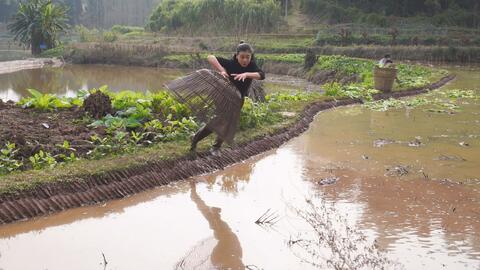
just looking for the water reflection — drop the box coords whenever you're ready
[291,67,480,269]
[0,67,478,270]
[175,181,244,269]
[0,64,187,102]
[203,161,255,194]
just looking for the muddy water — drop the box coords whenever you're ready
[0,67,479,270]
[264,73,324,93]
[0,64,187,102]
[0,64,316,102]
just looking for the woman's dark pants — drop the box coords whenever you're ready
[190,125,224,151]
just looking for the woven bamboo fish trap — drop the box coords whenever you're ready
[373,66,398,92]
[166,69,264,144]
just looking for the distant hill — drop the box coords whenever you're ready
[298,0,480,28]
[1,0,478,33]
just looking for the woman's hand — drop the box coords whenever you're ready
[231,73,248,82]
[220,71,229,79]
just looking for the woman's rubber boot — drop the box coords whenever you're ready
[189,137,198,158]
[209,137,223,156]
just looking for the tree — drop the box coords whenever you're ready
[0,0,20,23]
[8,0,69,55]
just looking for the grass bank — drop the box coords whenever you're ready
[35,25,480,64]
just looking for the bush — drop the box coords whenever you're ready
[75,25,99,42]
[304,49,317,70]
[147,0,282,33]
[361,13,388,27]
[102,31,118,43]
[111,25,145,34]
[39,45,65,57]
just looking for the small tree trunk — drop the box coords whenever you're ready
[31,41,41,55]
[31,31,42,55]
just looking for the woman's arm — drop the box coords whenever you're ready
[231,72,262,81]
[207,55,229,79]
[231,60,265,82]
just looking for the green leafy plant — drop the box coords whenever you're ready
[87,132,132,159]
[89,114,141,132]
[55,140,79,163]
[323,82,343,97]
[159,116,199,141]
[116,105,152,124]
[19,89,72,111]
[144,119,164,132]
[67,89,89,107]
[240,98,281,130]
[324,82,378,101]
[439,89,477,99]
[266,92,316,102]
[29,150,57,170]
[111,90,149,111]
[316,55,375,77]
[130,131,146,145]
[0,142,23,175]
[151,91,190,120]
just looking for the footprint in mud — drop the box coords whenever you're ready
[373,138,396,148]
[439,178,461,185]
[317,177,339,186]
[435,155,467,162]
[459,141,470,147]
[385,165,410,177]
[408,138,423,147]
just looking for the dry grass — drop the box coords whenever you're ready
[287,197,403,270]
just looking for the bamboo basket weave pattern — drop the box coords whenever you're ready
[165,69,244,144]
[374,66,398,92]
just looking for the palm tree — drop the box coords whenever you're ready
[8,0,69,55]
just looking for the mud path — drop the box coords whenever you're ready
[0,58,62,76]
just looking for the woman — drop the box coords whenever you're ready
[167,41,265,155]
[378,54,391,67]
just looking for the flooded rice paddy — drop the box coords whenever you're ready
[0,66,478,270]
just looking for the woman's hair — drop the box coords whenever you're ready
[236,40,253,54]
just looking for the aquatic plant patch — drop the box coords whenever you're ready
[364,88,476,112]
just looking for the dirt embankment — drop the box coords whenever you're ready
[0,58,63,75]
[61,44,368,85]
[0,102,99,161]
[261,61,361,85]
[0,74,455,225]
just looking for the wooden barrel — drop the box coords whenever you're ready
[373,66,397,92]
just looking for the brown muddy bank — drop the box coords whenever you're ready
[0,102,96,160]
[0,74,455,225]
